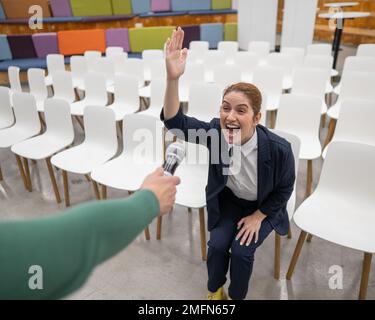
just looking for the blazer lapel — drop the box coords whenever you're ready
[256,126,272,203]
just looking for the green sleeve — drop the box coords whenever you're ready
[0,189,159,300]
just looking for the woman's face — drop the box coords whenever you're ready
[220,91,261,145]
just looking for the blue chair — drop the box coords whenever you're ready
[0,2,5,20]
[131,0,151,14]
[0,35,12,61]
[200,23,224,49]
[171,0,210,11]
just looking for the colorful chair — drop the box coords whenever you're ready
[32,33,59,58]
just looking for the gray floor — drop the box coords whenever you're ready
[0,43,374,300]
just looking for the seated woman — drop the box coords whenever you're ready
[161,27,296,300]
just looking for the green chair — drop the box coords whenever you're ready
[129,26,175,53]
[224,23,237,41]
[212,0,232,10]
[111,0,132,15]
[70,0,113,16]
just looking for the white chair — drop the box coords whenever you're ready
[114,58,145,89]
[212,64,242,88]
[233,51,261,83]
[291,67,330,116]
[174,141,210,260]
[107,74,140,121]
[51,106,117,206]
[281,47,305,68]
[189,41,209,54]
[333,56,375,95]
[286,141,375,300]
[28,68,48,112]
[248,41,270,65]
[217,41,239,64]
[51,71,76,104]
[107,52,128,72]
[179,63,205,103]
[322,99,375,159]
[8,66,23,103]
[252,66,284,127]
[84,50,102,72]
[187,82,223,122]
[139,78,166,118]
[0,93,41,191]
[91,114,164,239]
[70,55,87,89]
[11,98,74,202]
[306,43,331,56]
[45,54,65,86]
[275,94,322,196]
[203,50,226,82]
[0,87,14,129]
[186,49,202,64]
[106,46,124,57]
[356,44,375,58]
[139,59,166,98]
[70,73,108,116]
[270,130,300,279]
[89,57,116,90]
[265,52,295,90]
[303,55,334,94]
[142,49,164,82]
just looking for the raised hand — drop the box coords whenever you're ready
[165,26,188,80]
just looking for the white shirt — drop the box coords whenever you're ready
[226,129,258,201]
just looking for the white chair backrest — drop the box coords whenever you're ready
[233,51,261,74]
[275,94,322,138]
[203,50,226,72]
[265,52,295,77]
[12,92,40,134]
[248,41,270,56]
[28,68,48,99]
[253,66,284,97]
[52,71,75,103]
[179,140,210,166]
[189,41,209,54]
[259,92,268,126]
[188,82,223,120]
[186,49,202,64]
[180,62,205,86]
[149,78,166,110]
[306,43,331,56]
[142,49,164,61]
[113,74,139,107]
[91,57,115,83]
[303,54,333,71]
[70,55,87,80]
[341,56,375,79]
[218,41,239,62]
[281,47,305,67]
[83,106,117,156]
[212,64,242,88]
[8,66,22,93]
[84,72,108,105]
[43,98,74,143]
[318,141,375,200]
[106,46,124,56]
[332,99,375,147]
[271,129,300,219]
[356,44,375,58]
[292,67,329,99]
[84,50,102,58]
[46,54,65,76]
[339,71,375,102]
[118,58,144,85]
[148,59,166,79]
[0,87,14,129]
[84,51,102,71]
[122,113,164,162]
[107,52,128,71]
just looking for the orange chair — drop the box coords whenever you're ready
[1,0,51,19]
[57,29,106,56]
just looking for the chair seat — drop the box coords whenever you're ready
[139,85,150,98]
[265,94,280,111]
[51,145,114,174]
[107,103,139,121]
[0,127,39,148]
[45,75,53,86]
[0,119,14,130]
[36,98,46,112]
[327,101,341,120]
[282,77,293,91]
[70,99,106,116]
[293,192,375,253]
[11,135,71,160]
[91,155,162,191]
[296,134,321,160]
[139,107,162,118]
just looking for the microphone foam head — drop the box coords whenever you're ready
[166,142,185,165]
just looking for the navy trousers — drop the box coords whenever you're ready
[207,187,274,300]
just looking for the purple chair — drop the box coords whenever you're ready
[106,28,130,52]
[7,35,37,59]
[151,0,170,12]
[181,25,200,49]
[32,33,59,58]
[50,0,72,17]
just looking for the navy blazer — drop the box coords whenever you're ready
[161,108,296,235]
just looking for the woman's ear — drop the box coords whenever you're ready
[254,112,261,126]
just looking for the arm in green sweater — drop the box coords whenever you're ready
[0,189,160,300]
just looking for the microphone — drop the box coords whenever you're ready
[163,142,185,176]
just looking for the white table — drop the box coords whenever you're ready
[318,11,370,68]
[324,2,359,8]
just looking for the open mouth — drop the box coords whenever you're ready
[224,124,241,143]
